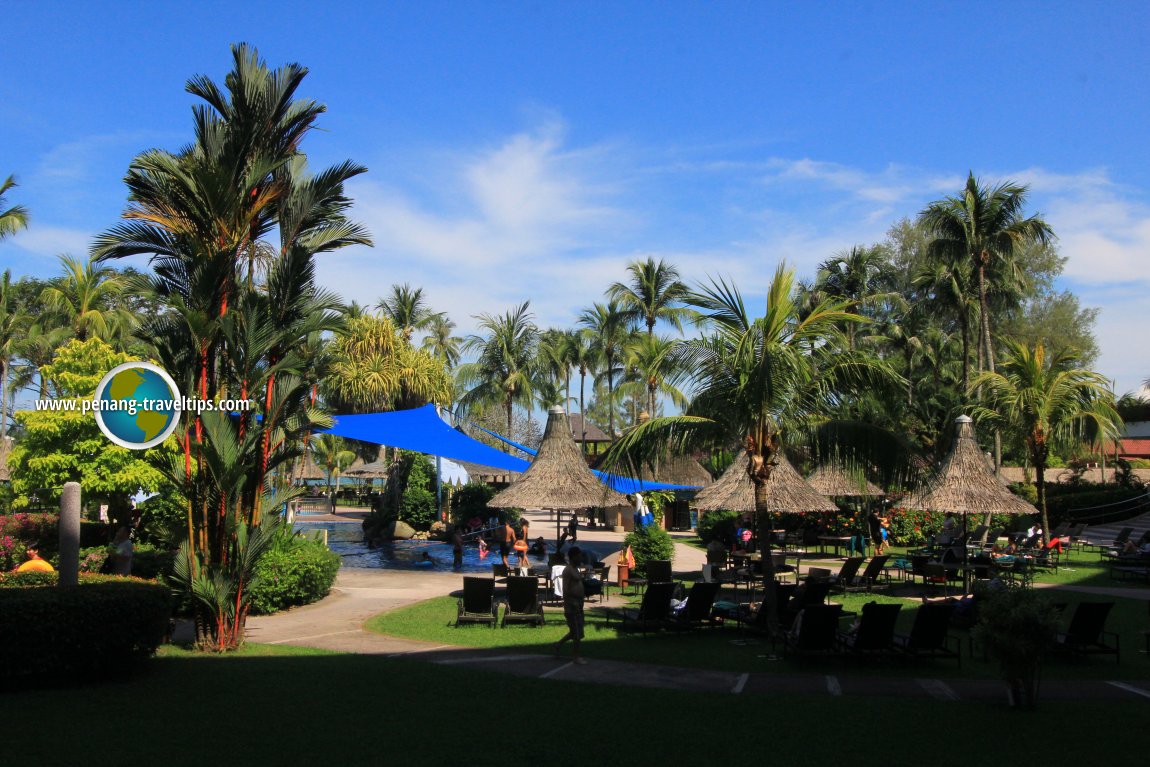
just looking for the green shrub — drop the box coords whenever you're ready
[247,537,340,615]
[450,483,496,525]
[0,574,172,683]
[400,486,438,531]
[0,512,110,556]
[135,491,187,547]
[623,525,674,576]
[696,510,739,545]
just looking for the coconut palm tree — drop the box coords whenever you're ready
[971,340,1121,541]
[919,172,1053,377]
[536,328,573,415]
[567,329,600,448]
[620,333,687,420]
[0,271,20,436]
[0,176,29,241]
[457,302,539,446]
[815,245,899,351]
[377,284,439,343]
[39,254,134,346]
[578,298,631,439]
[309,434,357,497]
[421,314,462,370]
[607,257,691,338]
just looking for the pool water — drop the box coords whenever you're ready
[295,522,604,573]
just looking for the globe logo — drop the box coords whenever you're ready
[93,362,182,450]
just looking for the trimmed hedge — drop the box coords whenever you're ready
[623,524,675,577]
[248,539,341,615]
[0,573,171,683]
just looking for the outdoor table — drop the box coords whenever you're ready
[817,535,852,557]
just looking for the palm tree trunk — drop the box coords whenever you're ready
[1035,457,1050,547]
[0,358,8,437]
[752,467,780,637]
[959,308,971,392]
[505,397,513,452]
[606,355,616,440]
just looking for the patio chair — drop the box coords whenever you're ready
[590,563,611,603]
[666,581,721,632]
[1096,527,1133,558]
[982,528,1004,551]
[491,563,510,582]
[736,582,798,635]
[784,604,844,664]
[501,576,545,628]
[893,600,961,666]
[839,601,902,657]
[845,555,889,592]
[784,579,831,628]
[1051,601,1120,663]
[456,576,498,628]
[645,559,674,584]
[922,563,954,597]
[826,557,865,593]
[609,581,676,634]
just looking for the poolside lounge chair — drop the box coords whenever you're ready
[783,579,831,627]
[1051,601,1120,663]
[501,576,544,628]
[666,581,721,632]
[826,557,865,593]
[839,601,901,657]
[893,601,960,666]
[784,604,843,664]
[735,582,797,635]
[456,577,498,628]
[609,581,676,634]
[844,555,889,592]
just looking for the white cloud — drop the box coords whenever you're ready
[8,225,93,260]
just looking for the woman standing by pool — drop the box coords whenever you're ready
[515,519,531,571]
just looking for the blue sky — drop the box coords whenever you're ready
[4,1,1149,396]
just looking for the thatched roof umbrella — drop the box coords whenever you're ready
[807,463,883,498]
[635,454,714,488]
[489,408,630,540]
[900,415,1035,517]
[344,460,391,479]
[693,452,838,514]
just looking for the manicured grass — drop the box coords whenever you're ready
[366,589,1150,681]
[6,643,1147,765]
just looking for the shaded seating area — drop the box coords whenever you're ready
[893,600,961,666]
[1051,601,1120,663]
[666,581,721,632]
[784,603,843,663]
[843,555,890,592]
[501,576,545,628]
[838,601,901,657]
[608,581,676,634]
[456,576,498,627]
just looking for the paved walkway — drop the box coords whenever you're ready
[235,521,1150,705]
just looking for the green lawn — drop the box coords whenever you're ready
[366,588,1150,681]
[7,643,1147,766]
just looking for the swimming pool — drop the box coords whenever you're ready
[294,522,606,573]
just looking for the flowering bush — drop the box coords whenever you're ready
[1,534,28,571]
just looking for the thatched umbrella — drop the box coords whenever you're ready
[693,452,838,514]
[344,460,391,479]
[900,415,1035,516]
[900,415,1035,591]
[806,463,883,498]
[489,408,630,539]
[635,454,714,488]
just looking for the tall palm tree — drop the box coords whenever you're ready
[604,266,887,627]
[39,254,134,346]
[536,328,573,415]
[913,254,977,391]
[607,257,690,338]
[919,172,1053,377]
[457,302,539,446]
[0,271,19,436]
[309,434,357,497]
[815,245,898,351]
[377,284,439,343]
[971,340,1121,540]
[0,175,29,241]
[578,299,631,439]
[620,333,687,419]
[567,329,599,448]
[421,314,462,370]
